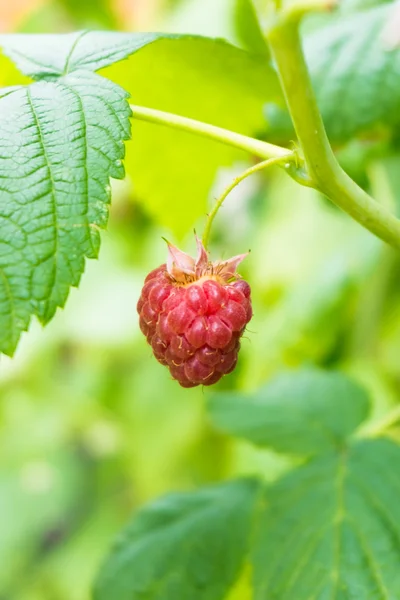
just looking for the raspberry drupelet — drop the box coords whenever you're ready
[137,236,252,388]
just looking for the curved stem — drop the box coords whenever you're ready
[130,104,291,160]
[265,11,400,250]
[202,155,291,248]
[362,405,400,438]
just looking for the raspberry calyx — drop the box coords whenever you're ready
[137,236,252,388]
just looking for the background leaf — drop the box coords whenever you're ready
[0,71,130,354]
[93,478,260,600]
[0,52,31,87]
[253,439,400,599]
[102,37,280,235]
[267,3,400,143]
[307,3,400,141]
[209,369,371,455]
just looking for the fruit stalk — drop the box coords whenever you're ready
[202,155,292,249]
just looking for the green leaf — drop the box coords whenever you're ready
[0,31,164,79]
[0,52,31,87]
[253,438,400,599]
[102,37,280,235]
[208,369,370,455]
[307,4,400,141]
[268,4,400,143]
[93,478,260,600]
[0,71,130,354]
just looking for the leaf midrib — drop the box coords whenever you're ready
[63,31,89,76]
[26,86,59,307]
[62,80,93,254]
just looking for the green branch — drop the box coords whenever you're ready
[130,104,291,160]
[265,7,400,250]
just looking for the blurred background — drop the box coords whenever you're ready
[1,0,400,598]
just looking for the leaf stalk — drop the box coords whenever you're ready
[130,104,291,161]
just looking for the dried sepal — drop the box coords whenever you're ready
[213,253,249,282]
[194,234,209,277]
[165,235,248,284]
[165,239,196,282]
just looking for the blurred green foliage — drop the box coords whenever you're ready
[2,0,400,599]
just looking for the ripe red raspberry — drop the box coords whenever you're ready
[137,236,252,388]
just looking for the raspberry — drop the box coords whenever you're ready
[137,236,252,388]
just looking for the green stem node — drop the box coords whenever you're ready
[266,14,400,250]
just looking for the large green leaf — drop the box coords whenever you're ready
[102,37,280,235]
[0,71,130,354]
[0,53,31,87]
[253,439,400,599]
[268,3,400,143]
[93,478,260,600]
[209,369,370,455]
